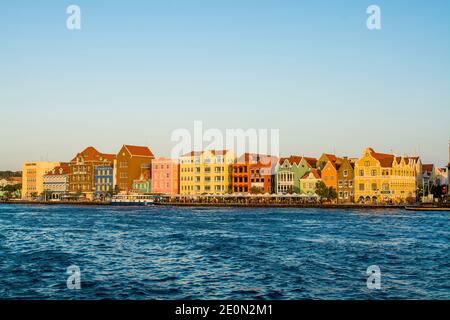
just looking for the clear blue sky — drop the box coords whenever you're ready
[1,0,449,170]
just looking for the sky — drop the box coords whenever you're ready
[0,0,449,170]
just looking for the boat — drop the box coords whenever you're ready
[111,193,155,206]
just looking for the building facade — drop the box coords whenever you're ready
[69,146,115,200]
[151,157,179,195]
[275,156,317,194]
[94,165,114,199]
[232,153,277,193]
[179,150,236,195]
[42,164,69,200]
[321,160,339,190]
[22,161,61,199]
[300,169,322,194]
[116,145,154,192]
[133,172,152,194]
[336,157,355,203]
[354,147,417,204]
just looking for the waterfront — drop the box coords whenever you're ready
[0,204,449,299]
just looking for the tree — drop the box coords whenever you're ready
[315,181,337,203]
[315,181,329,200]
[328,187,337,201]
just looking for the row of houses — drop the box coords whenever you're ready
[21,146,450,204]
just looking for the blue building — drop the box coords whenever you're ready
[94,165,114,200]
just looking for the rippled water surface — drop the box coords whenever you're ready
[0,204,449,299]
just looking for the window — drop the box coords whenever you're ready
[343,170,348,177]
[120,161,128,168]
[359,183,365,191]
[359,170,364,176]
[371,169,377,176]
[371,183,377,191]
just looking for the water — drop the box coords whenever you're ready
[0,204,448,299]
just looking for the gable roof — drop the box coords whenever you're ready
[278,156,302,166]
[210,150,230,156]
[71,147,116,164]
[124,145,154,158]
[367,148,395,168]
[321,153,337,163]
[303,157,318,168]
[301,169,321,180]
[72,146,102,162]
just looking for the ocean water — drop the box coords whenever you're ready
[0,204,448,300]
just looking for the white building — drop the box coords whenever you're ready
[43,164,69,200]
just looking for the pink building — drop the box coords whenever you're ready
[151,157,179,194]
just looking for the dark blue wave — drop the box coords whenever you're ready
[0,204,448,299]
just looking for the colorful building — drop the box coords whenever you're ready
[116,145,154,192]
[336,157,355,203]
[43,163,70,200]
[179,150,236,195]
[232,153,277,193]
[321,160,339,190]
[69,146,115,200]
[317,153,338,170]
[354,147,417,204]
[300,169,322,194]
[22,161,61,199]
[133,171,152,194]
[151,157,179,195]
[275,156,317,194]
[94,165,115,199]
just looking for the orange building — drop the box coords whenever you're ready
[321,160,339,190]
[232,153,277,193]
[116,145,155,192]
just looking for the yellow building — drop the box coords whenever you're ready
[22,161,61,199]
[179,150,236,195]
[354,148,417,204]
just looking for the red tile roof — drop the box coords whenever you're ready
[278,156,302,166]
[303,157,318,168]
[368,148,395,168]
[71,147,115,164]
[422,164,434,173]
[322,153,338,163]
[124,145,154,158]
[210,150,230,156]
[301,169,321,180]
[45,163,70,176]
